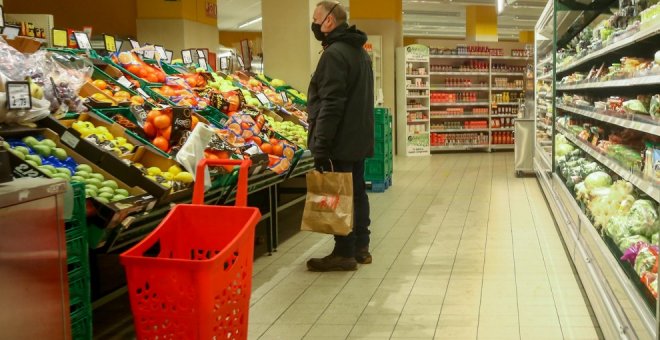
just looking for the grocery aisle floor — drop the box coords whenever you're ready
[247,152,602,340]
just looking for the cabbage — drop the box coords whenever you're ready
[634,247,658,275]
[628,200,659,238]
[584,171,612,190]
[575,182,589,203]
[606,215,633,242]
[653,233,659,245]
[556,143,575,158]
[618,235,650,252]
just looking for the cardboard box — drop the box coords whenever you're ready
[3,36,42,53]
[1,128,157,230]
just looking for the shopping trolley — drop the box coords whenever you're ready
[120,158,261,340]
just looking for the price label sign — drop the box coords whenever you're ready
[52,28,68,47]
[280,92,288,104]
[6,82,32,110]
[197,49,206,59]
[182,50,193,64]
[256,93,270,106]
[103,34,116,52]
[220,57,228,70]
[2,25,19,39]
[198,58,208,71]
[136,88,151,100]
[155,45,166,61]
[165,50,173,64]
[73,31,91,49]
[115,40,123,52]
[117,76,133,89]
[143,47,155,59]
[237,56,245,69]
[129,39,140,50]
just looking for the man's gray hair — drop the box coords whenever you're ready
[316,1,347,24]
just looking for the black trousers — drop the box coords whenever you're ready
[331,159,371,257]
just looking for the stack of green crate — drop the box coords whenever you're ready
[365,108,394,192]
[66,182,92,340]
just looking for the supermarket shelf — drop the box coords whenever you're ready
[538,73,553,81]
[556,24,660,74]
[492,114,519,118]
[538,56,552,65]
[491,56,531,60]
[406,86,430,90]
[535,140,552,170]
[407,107,430,111]
[492,87,524,91]
[558,126,659,201]
[430,114,490,119]
[407,95,429,99]
[556,104,660,136]
[407,119,429,123]
[491,72,525,76]
[431,102,490,107]
[431,87,490,91]
[491,127,515,131]
[493,102,519,106]
[429,55,490,59]
[407,74,429,78]
[491,144,515,149]
[429,71,489,76]
[431,144,490,150]
[557,74,660,90]
[431,128,489,133]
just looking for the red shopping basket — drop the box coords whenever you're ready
[120,158,261,340]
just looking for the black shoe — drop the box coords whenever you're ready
[355,246,372,264]
[307,254,357,272]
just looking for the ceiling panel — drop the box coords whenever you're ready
[218,0,548,39]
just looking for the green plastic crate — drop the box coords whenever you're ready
[66,228,88,266]
[142,85,228,126]
[65,182,87,225]
[373,137,393,158]
[70,298,92,340]
[364,155,393,182]
[374,121,393,142]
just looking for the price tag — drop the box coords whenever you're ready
[2,25,19,39]
[197,49,206,59]
[129,39,140,50]
[136,88,151,100]
[52,28,68,47]
[182,50,193,64]
[220,57,228,70]
[237,56,245,69]
[103,34,116,52]
[280,92,288,104]
[256,93,270,106]
[61,131,80,149]
[144,48,155,59]
[6,82,32,110]
[154,45,166,60]
[165,50,173,64]
[198,58,208,71]
[73,31,91,49]
[117,76,133,89]
[115,40,123,52]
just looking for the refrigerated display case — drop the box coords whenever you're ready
[534,1,660,338]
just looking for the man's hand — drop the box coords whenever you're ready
[314,158,332,173]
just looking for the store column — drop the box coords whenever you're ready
[466,5,498,42]
[136,0,219,56]
[349,0,403,118]
[261,0,320,92]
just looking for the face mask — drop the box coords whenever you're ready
[311,3,338,41]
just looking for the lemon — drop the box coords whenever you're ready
[168,165,182,176]
[174,172,194,184]
[162,172,174,181]
[147,167,162,176]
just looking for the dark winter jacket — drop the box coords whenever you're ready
[307,23,374,161]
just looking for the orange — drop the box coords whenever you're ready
[143,122,156,138]
[152,136,169,152]
[272,144,284,157]
[92,79,108,90]
[154,115,171,130]
[126,64,140,76]
[146,74,159,83]
[146,110,160,123]
[191,116,199,130]
[270,138,279,145]
[261,143,272,154]
[160,126,172,140]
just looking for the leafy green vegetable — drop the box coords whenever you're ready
[584,171,612,190]
[618,235,650,252]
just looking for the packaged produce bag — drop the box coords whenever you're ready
[301,170,353,236]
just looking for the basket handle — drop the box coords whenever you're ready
[192,158,252,206]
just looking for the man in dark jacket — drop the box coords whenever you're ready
[306,1,375,272]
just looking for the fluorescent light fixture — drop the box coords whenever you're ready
[498,0,505,13]
[238,17,262,29]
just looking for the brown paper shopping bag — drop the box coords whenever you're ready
[301,170,354,236]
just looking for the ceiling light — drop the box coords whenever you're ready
[238,17,262,29]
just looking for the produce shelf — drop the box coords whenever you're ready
[556,104,660,136]
[430,128,489,133]
[558,126,659,201]
[556,74,660,90]
[430,102,490,107]
[556,24,660,74]
[431,144,490,151]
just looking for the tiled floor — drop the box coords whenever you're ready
[247,152,602,340]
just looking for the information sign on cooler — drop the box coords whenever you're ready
[256,93,270,106]
[73,31,92,49]
[6,82,32,110]
[182,50,193,64]
[52,28,68,47]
